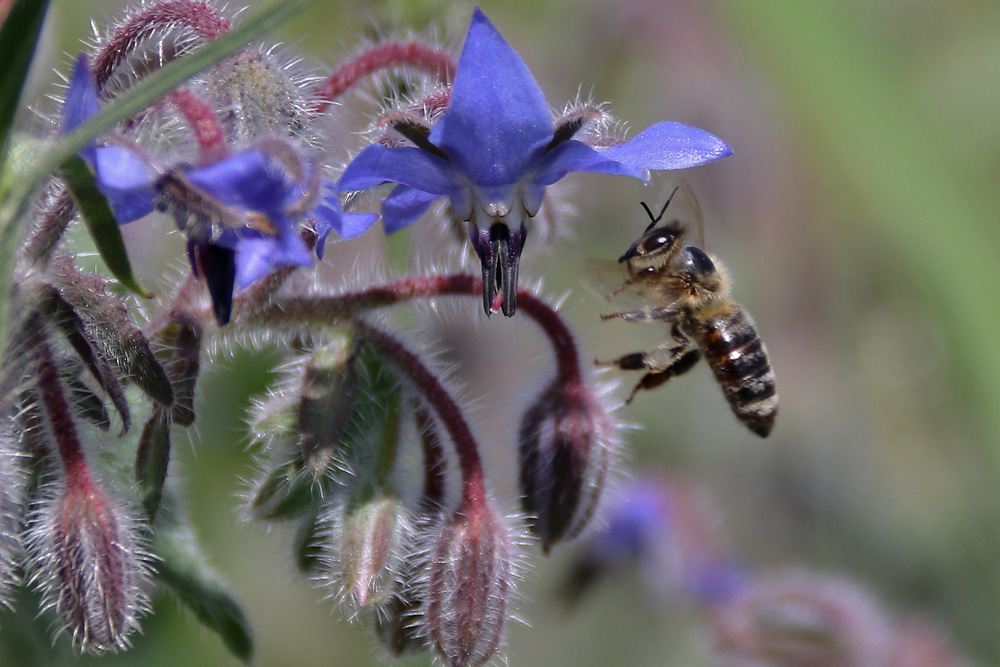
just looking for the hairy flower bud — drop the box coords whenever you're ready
[0,424,28,610]
[298,340,358,475]
[518,376,616,551]
[710,571,893,667]
[26,479,152,653]
[159,315,202,427]
[425,501,514,667]
[321,495,410,612]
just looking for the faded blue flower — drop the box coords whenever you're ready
[337,8,733,316]
[562,477,744,606]
[62,55,372,324]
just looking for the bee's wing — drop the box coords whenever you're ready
[674,181,705,250]
[637,178,705,248]
[581,258,629,303]
[582,259,686,312]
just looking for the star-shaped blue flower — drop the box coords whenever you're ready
[337,8,733,316]
[62,55,373,325]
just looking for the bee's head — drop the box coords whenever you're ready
[619,222,685,278]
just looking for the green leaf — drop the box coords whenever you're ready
[59,154,151,297]
[153,523,254,663]
[0,0,50,159]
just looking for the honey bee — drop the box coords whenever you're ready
[154,169,279,242]
[598,188,778,437]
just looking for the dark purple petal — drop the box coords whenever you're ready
[193,241,236,326]
[595,121,733,170]
[62,55,99,134]
[429,8,553,186]
[532,140,645,186]
[337,144,457,195]
[381,186,439,234]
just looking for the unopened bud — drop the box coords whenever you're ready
[710,571,892,667]
[26,478,152,653]
[159,316,201,427]
[518,377,616,551]
[298,339,358,475]
[0,424,28,609]
[426,501,514,667]
[49,255,174,410]
[322,495,410,611]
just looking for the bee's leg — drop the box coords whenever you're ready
[600,305,678,324]
[596,336,701,403]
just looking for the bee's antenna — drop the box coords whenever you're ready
[641,187,680,232]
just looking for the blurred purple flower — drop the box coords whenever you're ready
[337,8,732,316]
[62,54,374,324]
[563,476,743,605]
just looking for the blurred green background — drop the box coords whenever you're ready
[9,0,1000,664]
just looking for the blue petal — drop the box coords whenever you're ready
[187,149,291,213]
[532,140,646,185]
[233,227,313,290]
[337,144,456,195]
[429,8,553,186]
[93,146,156,223]
[62,55,99,134]
[312,194,379,258]
[381,186,439,234]
[595,121,733,170]
[336,211,379,239]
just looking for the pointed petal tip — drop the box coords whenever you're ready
[63,53,100,134]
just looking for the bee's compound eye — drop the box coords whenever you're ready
[641,234,672,254]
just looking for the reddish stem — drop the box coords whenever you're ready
[32,318,91,489]
[265,273,582,383]
[355,321,486,507]
[24,188,75,266]
[414,401,447,511]
[93,0,230,93]
[312,41,456,114]
[169,88,227,163]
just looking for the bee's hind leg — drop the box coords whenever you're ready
[596,335,701,404]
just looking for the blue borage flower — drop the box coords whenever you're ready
[337,7,733,316]
[62,55,375,325]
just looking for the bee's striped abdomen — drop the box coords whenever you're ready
[694,307,778,437]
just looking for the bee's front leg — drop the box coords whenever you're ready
[596,336,701,404]
[599,304,678,324]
